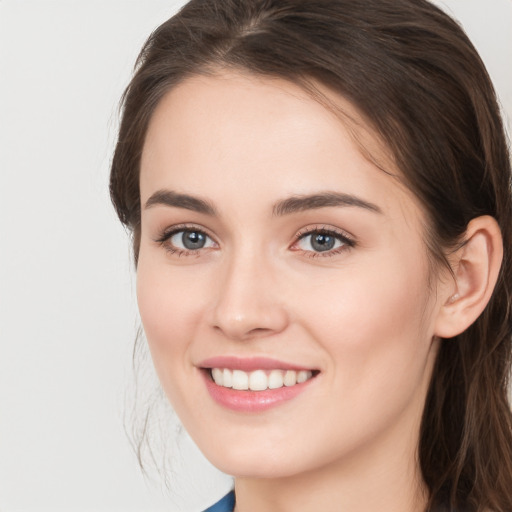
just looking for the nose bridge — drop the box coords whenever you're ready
[210,244,288,340]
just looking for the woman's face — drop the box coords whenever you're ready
[137,72,445,479]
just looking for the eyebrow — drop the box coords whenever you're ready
[144,189,382,217]
[144,190,217,215]
[272,192,382,216]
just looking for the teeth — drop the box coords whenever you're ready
[232,369,249,390]
[210,368,313,391]
[249,370,268,391]
[268,369,284,389]
[223,368,233,388]
[212,368,223,386]
[284,370,297,387]
[297,370,309,383]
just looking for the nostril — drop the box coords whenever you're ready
[212,319,287,341]
[247,327,275,336]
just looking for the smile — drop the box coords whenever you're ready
[210,368,315,391]
[199,357,319,412]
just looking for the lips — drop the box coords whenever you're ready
[198,356,319,412]
[200,355,315,371]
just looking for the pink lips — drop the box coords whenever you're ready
[199,356,313,372]
[199,356,317,412]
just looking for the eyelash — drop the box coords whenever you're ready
[154,224,217,257]
[292,225,356,258]
[154,224,356,258]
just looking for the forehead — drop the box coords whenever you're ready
[140,72,418,222]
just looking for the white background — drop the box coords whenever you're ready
[0,1,511,511]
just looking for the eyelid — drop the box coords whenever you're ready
[291,225,356,257]
[154,223,219,256]
[294,224,355,242]
[154,223,217,244]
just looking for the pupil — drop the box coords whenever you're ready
[182,231,206,250]
[311,233,335,252]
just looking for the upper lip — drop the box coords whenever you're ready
[198,356,317,372]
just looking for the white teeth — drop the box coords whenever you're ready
[249,370,268,391]
[268,369,284,389]
[212,368,224,386]
[232,369,249,390]
[284,370,297,387]
[210,368,314,391]
[297,370,309,383]
[223,368,233,388]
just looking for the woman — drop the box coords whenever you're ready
[110,0,512,510]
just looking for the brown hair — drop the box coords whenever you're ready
[110,1,512,510]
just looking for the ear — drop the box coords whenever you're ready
[434,215,503,339]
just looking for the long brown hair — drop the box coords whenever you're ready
[110,1,512,510]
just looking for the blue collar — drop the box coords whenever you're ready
[203,491,235,512]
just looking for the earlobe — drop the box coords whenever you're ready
[434,215,503,339]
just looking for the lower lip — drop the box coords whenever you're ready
[202,370,316,412]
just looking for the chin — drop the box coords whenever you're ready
[192,433,302,479]
[210,455,301,480]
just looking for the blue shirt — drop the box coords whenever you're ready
[203,491,235,512]
[201,491,463,511]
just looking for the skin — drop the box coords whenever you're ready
[136,72,478,512]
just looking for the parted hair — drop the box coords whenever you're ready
[110,1,512,510]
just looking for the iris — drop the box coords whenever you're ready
[181,231,207,250]
[310,233,336,252]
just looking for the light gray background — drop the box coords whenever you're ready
[0,1,511,511]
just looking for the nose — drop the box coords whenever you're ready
[209,251,289,341]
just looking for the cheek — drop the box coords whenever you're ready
[136,255,206,372]
[296,250,434,393]
[135,257,215,426]
[284,253,437,457]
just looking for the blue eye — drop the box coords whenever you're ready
[156,228,215,255]
[295,229,354,255]
[169,229,215,251]
[302,232,338,252]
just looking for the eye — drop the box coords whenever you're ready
[170,230,215,250]
[293,227,355,257]
[155,226,217,255]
